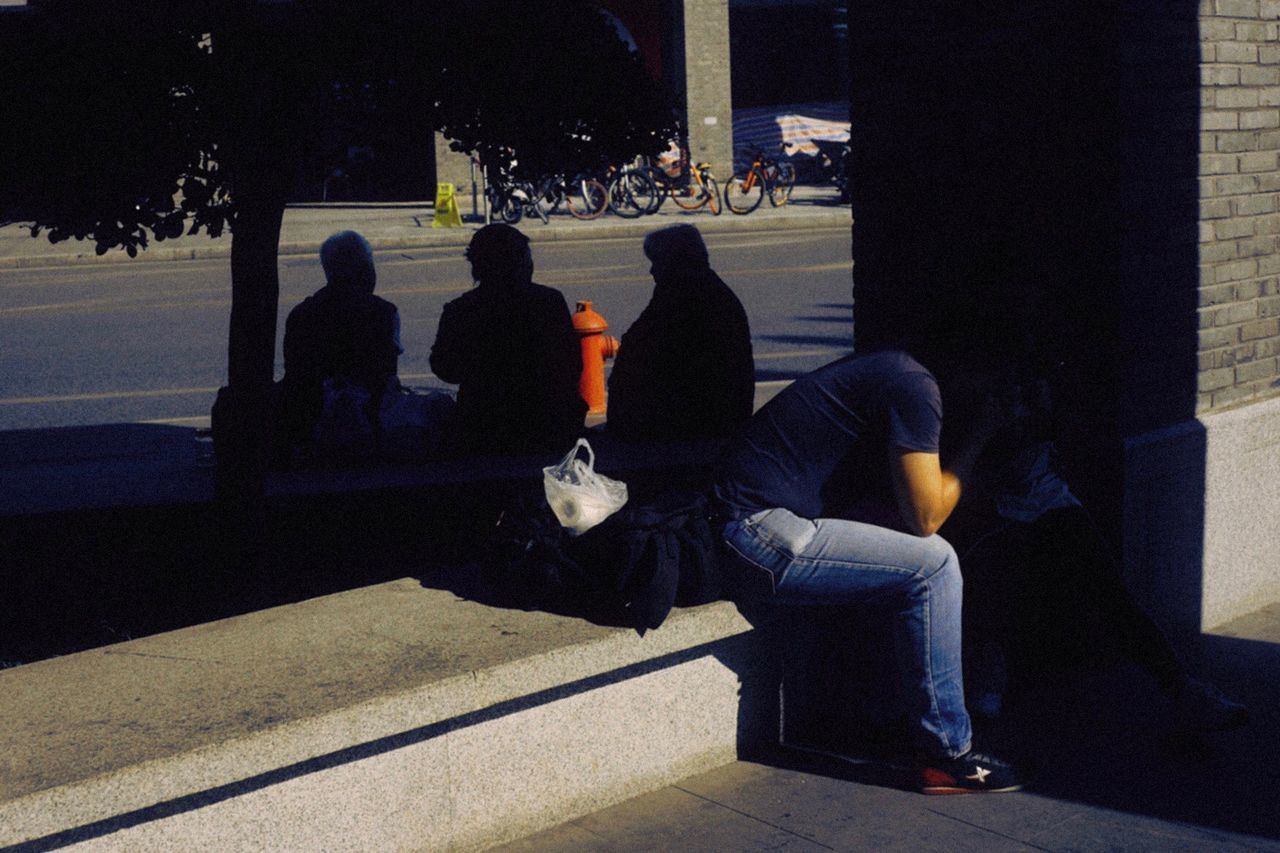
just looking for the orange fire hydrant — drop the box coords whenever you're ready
[573,300,620,415]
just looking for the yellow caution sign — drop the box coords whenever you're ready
[432,182,463,228]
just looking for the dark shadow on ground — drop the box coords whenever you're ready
[729,598,1280,842]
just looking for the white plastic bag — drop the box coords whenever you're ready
[542,438,628,536]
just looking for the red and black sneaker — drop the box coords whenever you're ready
[917,750,1023,795]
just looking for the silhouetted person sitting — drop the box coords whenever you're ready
[279,230,402,452]
[430,224,585,456]
[944,373,1248,734]
[606,224,754,443]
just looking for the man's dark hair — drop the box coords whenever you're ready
[466,223,531,284]
[643,224,710,270]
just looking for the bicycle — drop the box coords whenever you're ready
[604,164,659,218]
[486,173,608,224]
[541,173,609,220]
[814,139,851,203]
[724,146,797,214]
[666,160,721,215]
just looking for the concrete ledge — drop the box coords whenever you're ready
[1123,393,1280,635]
[0,581,772,850]
[1201,395,1280,626]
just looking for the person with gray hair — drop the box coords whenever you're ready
[279,230,403,449]
[606,224,754,443]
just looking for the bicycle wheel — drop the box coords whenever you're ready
[488,189,522,224]
[623,169,659,215]
[705,176,722,216]
[669,175,706,210]
[643,167,669,213]
[566,178,607,220]
[606,172,645,218]
[769,162,797,207]
[724,171,764,215]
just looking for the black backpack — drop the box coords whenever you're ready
[483,488,722,632]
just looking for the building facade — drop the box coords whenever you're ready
[849,1,1280,641]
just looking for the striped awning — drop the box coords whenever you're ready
[732,101,849,171]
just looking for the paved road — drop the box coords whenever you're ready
[0,227,852,429]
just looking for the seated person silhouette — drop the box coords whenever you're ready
[278,230,402,454]
[430,224,585,456]
[606,224,754,442]
[946,371,1248,734]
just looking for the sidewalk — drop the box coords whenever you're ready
[502,601,1280,852]
[0,185,850,269]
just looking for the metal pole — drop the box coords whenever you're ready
[470,156,480,222]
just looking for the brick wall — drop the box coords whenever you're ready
[1197,0,1280,412]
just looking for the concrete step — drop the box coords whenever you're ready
[0,579,777,851]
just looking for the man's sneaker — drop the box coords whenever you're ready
[1173,678,1248,733]
[917,750,1023,795]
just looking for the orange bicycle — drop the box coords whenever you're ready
[724,146,797,214]
[667,160,722,215]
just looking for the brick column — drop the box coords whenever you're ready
[1107,1,1280,633]
[1197,1,1280,411]
[1181,0,1280,626]
[679,0,734,177]
[850,2,1280,639]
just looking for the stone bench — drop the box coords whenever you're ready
[0,577,779,850]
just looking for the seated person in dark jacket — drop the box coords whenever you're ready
[279,230,402,448]
[430,224,586,456]
[945,372,1248,733]
[606,224,754,442]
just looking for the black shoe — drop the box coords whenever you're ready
[917,749,1023,794]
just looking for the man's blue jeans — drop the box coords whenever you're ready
[722,507,972,759]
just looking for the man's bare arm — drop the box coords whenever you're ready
[891,396,1006,537]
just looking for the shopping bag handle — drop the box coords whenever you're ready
[569,437,595,470]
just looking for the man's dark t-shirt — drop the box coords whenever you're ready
[714,350,941,524]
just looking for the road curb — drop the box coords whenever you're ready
[0,209,850,270]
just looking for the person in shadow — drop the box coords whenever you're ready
[278,230,403,454]
[712,348,1024,795]
[430,224,585,456]
[605,224,754,443]
[943,370,1249,734]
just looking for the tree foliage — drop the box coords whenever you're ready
[0,1,678,255]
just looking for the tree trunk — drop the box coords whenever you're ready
[228,194,286,388]
[214,191,287,500]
